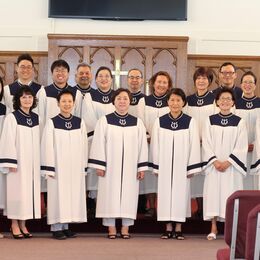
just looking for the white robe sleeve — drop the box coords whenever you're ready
[202,117,217,171]
[80,120,89,175]
[251,117,260,174]
[137,119,149,172]
[187,118,201,176]
[37,88,47,134]
[0,114,17,170]
[150,118,160,174]
[227,119,248,176]
[88,116,107,171]
[41,119,56,177]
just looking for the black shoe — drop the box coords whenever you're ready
[20,229,33,238]
[10,228,23,239]
[161,231,173,239]
[52,231,66,240]
[63,229,77,238]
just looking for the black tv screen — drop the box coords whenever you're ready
[48,0,187,21]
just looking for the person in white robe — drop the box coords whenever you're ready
[3,53,43,113]
[151,88,201,240]
[81,66,115,200]
[202,87,248,241]
[88,88,148,239]
[251,116,260,189]
[0,86,41,239]
[185,67,216,217]
[234,71,260,189]
[137,71,172,218]
[0,77,8,238]
[41,89,88,240]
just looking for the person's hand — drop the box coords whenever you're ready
[137,171,144,180]
[9,167,17,173]
[213,160,223,171]
[221,161,231,171]
[96,169,105,177]
[248,144,254,152]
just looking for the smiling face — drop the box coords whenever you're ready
[241,74,256,97]
[52,66,69,87]
[216,92,234,114]
[20,93,34,111]
[96,69,113,92]
[153,75,170,97]
[16,59,34,83]
[218,65,237,88]
[195,75,210,93]
[114,91,130,115]
[127,70,143,93]
[58,93,74,115]
[75,66,92,88]
[167,93,184,116]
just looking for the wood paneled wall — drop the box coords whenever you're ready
[0,44,259,98]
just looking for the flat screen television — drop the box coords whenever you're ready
[48,0,187,21]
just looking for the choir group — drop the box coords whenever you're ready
[0,54,259,240]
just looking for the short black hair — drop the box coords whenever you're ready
[56,89,75,102]
[167,88,187,107]
[95,66,113,79]
[76,62,91,71]
[111,88,132,105]
[215,87,236,105]
[51,59,70,73]
[0,76,4,102]
[17,53,34,66]
[240,71,257,84]
[127,68,143,78]
[13,85,37,111]
[193,67,213,85]
[219,62,236,72]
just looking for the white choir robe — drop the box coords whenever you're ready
[0,103,7,209]
[202,113,248,221]
[0,110,41,220]
[137,94,169,194]
[185,91,216,198]
[81,88,115,191]
[41,115,88,225]
[88,112,148,219]
[150,113,201,222]
[3,81,43,114]
[37,84,81,192]
[128,91,145,118]
[251,117,260,189]
[235,96,260,189]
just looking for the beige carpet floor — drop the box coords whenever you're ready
[0,233,226,260]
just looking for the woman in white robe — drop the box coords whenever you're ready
[137,71,173,217]
[150,88,201,240]
[0,77,8,238]
[185,67,216,217]
[81,66,115,196]
[202,87,248,240]
[89,88,148,239]
[0,86,41,239]
[41,89,88,240]
[234,71,260,189]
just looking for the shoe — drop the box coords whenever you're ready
[207,232,217,241]
[174,231,185,240]
[10,228,23,239]
[120,233,131,239]
[52,231,66,240]
[0,233,4,239]
[144,208,156,218]
[63,229,77,238]
[20,229,33,238]
[161,231,173,239]
[107,234,117,239]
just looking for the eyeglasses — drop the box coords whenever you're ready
[219,97,233,102]
[242,81,255,85]
[220,71,235,76]
[128,76,142,80]
[18,65,33,70]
